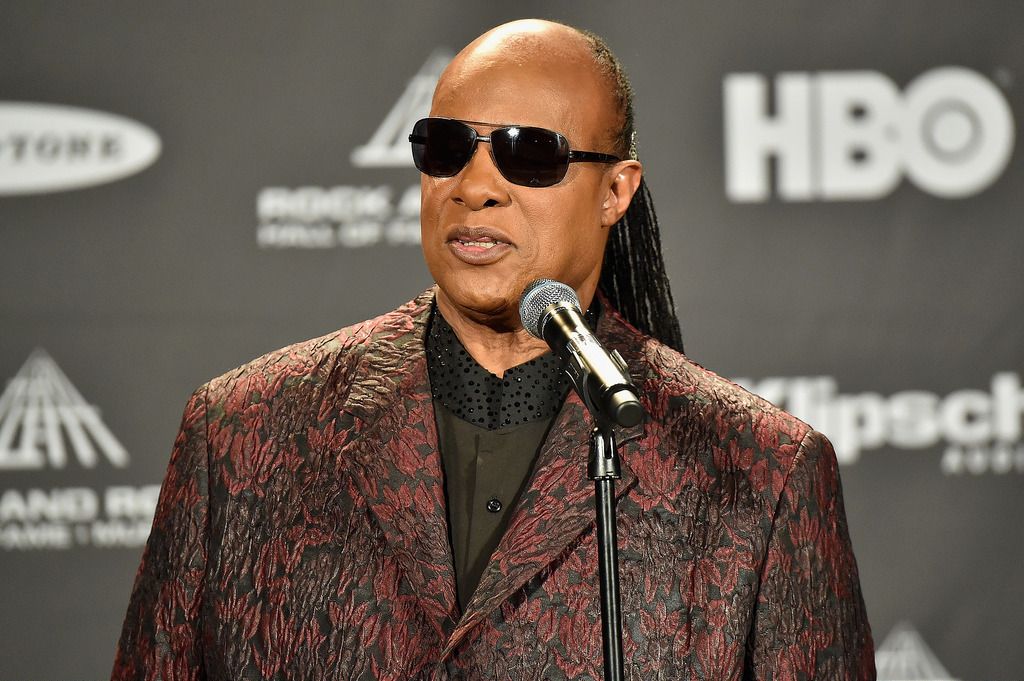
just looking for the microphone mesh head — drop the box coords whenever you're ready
[519,279,580,339]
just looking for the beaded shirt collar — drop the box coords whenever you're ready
[425,301,599,430]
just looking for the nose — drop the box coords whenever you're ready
[450,140,512,210]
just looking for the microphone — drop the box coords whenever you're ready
[519,279,644,428]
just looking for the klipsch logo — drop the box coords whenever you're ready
[876,622,959,681]
[724,68,1015,201]
[256,51,451,249]
[0,102,161,195]
[735,372,1024,474]
[0,350,159,550]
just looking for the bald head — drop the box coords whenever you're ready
[433,20,628,157]
[452,19,594,69]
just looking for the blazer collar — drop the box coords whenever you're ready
[336,288,646,653]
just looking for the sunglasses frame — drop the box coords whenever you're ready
[409,117,622,187]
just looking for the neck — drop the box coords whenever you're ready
[435,285,597,377]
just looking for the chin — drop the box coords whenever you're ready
[439,279,521,324]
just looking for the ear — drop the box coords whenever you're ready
[600,160,643,227]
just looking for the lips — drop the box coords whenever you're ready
[445,225,514,265]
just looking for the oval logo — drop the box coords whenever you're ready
[0,102,161,195]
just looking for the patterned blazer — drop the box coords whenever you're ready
[112,289,874,680]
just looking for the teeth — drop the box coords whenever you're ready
[460,240,498,248]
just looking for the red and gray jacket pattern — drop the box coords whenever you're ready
[112,289,874,680]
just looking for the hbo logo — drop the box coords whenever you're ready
[724,67,1015,201]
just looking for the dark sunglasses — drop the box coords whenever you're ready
[409,117,621,188]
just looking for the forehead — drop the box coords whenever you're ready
[430,50,613,147]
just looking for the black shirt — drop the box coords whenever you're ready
[425,306,571,609]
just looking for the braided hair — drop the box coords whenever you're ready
[576,27,685,354]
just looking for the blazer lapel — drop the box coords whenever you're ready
[441,390,642,657]
[337,291,460,641]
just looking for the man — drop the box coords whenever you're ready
[113,19,874,680]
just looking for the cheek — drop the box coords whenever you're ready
[419,178,451,233]
[553,192,604,248]
[418,180,452,277]
[527,194,606,277]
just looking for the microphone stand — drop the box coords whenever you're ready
[558,343,637,681]
[588,419,625,681]
[522,287,640,681]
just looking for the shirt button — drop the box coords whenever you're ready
[485,498,502,513]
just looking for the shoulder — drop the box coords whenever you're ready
[658,344,808,460]
[602,307,813,481]
[198,291,433,414]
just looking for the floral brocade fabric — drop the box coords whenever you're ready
[112,289,874,680]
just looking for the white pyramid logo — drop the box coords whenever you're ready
[0,349,128,469]
[876,622,959,681]
[349,50,452,168]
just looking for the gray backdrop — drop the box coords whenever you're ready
[2,2,1021,679]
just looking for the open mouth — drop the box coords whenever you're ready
[454,237,505,249]
[445,228,514,264]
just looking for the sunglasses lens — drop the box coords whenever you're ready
[492,126,570,187]
[410,118,475,177]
